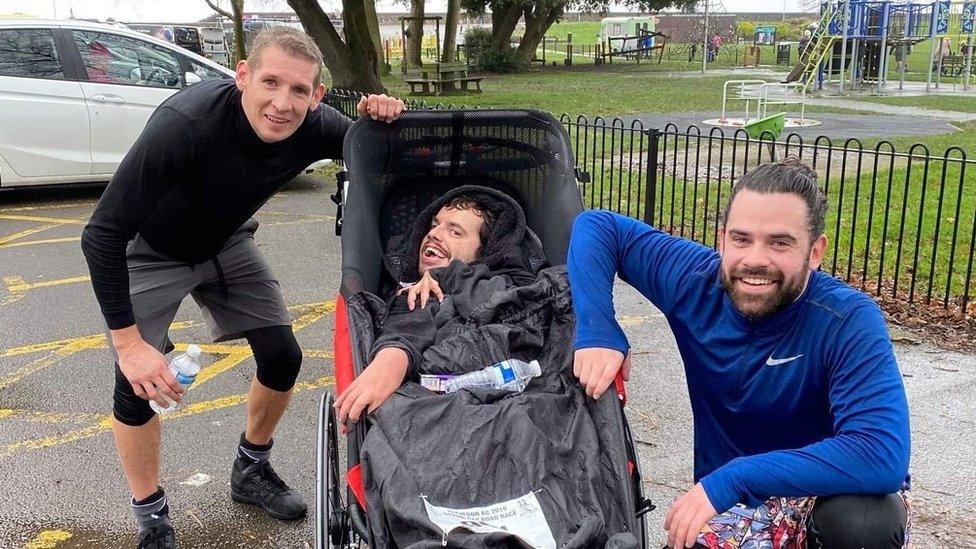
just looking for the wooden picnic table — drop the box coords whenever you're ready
[404,61,483,95]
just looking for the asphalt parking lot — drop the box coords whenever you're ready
[0,175,974,548]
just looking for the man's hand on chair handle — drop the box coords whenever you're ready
[573,347,630,399]
[356,94,405,123]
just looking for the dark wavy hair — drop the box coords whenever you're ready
[722,156,827,240]
[443,195,497,249]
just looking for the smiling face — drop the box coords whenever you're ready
[235,44,325,143]
[418,205,486,275]
[719,190,827,319]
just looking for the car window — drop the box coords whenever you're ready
[0,28,65,80]
[73,30,182,88]
[185,57,228,83]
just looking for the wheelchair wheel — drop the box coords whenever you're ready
[316,392,347,548]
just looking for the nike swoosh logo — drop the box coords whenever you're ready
[766,354,804,366]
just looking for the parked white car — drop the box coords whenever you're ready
[0,19,326,188]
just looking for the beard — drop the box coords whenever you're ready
[721,265,808,320]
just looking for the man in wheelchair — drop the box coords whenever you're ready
[334,185,545,425]
[330,183,641,548]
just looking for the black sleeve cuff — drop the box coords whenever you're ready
[105,310,136,331]
[369,342,419,379]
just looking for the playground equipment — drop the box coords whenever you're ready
[744,25,777,66]
[598,16,668,64]
[787,0,976,92]
[600,16,658,51]
[399,15,442,74]
[708,79,821,129]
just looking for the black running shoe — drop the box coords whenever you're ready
[137,524,176,549]
[230,457,307,520]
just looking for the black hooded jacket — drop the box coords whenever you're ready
[370,185,550,377]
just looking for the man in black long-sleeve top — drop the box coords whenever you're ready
[80,27,403,549]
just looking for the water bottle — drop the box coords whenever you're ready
[443,359,542,394]
[150,344,203,414]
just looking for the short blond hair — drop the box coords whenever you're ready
[248,26,324,87]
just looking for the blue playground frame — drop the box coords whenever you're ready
[792,0,975,92]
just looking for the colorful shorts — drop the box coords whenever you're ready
[696,491,911,549]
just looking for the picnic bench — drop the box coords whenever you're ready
[404,61,483,95]
[937,54,975,77]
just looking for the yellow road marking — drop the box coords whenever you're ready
[0,301,331,387]
[0,321,198,359]
[0,217,329,251]
[0,409,104,425]
[0,301,335,457]
[4,274,90,293]
[0,236,81,249]
[194,348,255,386]
[25,529,73,548]
[0,223,68,246]
[0,201,95,213]
[0,213,87,249]
[0,214,86,225]
[0,337,103,390]
[294,300,336,331]
[0,376,334,459]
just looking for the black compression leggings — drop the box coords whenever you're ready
[113,325,302,426]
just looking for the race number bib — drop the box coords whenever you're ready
[422,491,556,548]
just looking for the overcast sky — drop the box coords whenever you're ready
[2,0,808,22]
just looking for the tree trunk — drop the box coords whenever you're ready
[515,3,563,64]
[287,0,386,93]
[441,0,461,63]
[231,0,245,62]
[362,0,388,75]
[406,0,425,67]
[489,1,522,52]
[204,0,246,62]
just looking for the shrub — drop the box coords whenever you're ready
[463,27,527,73]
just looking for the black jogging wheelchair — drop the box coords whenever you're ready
[316,109,655,548]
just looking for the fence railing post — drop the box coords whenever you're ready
[643,128,660,226]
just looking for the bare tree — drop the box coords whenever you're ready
[441,0,461,62]
[287,0,386,92]
[204,0,245,63]
[465,0,699,67]
[363,0,388,74]
[406,0,426,67]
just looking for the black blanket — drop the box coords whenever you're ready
[357,266,641,548]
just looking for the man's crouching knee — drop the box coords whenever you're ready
[808,493,908,549]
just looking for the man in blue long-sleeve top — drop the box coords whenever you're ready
[568,158,910,548]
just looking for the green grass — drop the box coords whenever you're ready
[369,58,976,304]
[381,65,861,118]
[856,94,976,113]
[579,139,976,304]
[543,21,602,45]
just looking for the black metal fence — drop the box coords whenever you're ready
[324,88,976,313]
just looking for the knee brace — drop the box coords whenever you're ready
[246,325,303,392]
[113,362,155,426]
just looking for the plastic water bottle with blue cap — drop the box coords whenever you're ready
[150,344,203,414]
[442,359,542,394]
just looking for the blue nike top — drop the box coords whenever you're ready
[568,211,910,514]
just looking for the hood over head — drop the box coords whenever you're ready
[384,185,547,284]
